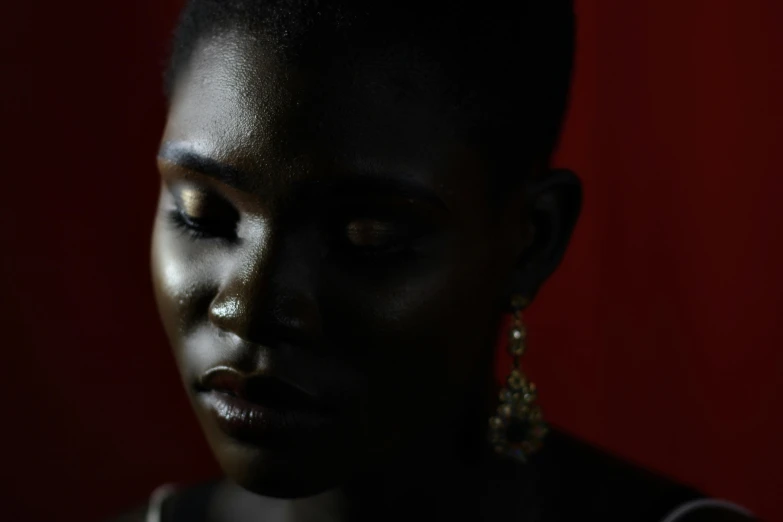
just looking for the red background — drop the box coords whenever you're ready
[2,1,781,521]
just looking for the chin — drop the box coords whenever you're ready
[208,431,355,499]
[185,381,366,498]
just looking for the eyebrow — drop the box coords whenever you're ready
[157,142,447,210]
[158,142,250,190]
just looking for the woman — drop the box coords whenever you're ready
[118,0,757,520]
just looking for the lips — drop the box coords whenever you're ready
[199,366,329,412]
[195,366,339,445]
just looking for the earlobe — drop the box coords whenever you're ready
[509,168,582,302]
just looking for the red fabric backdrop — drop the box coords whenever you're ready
[1,1,781,521]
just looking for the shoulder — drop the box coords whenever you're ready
[524,428,756,522]
[106,481,220,522]
[659,499,757,522]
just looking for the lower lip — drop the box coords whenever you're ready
[198,391,338,445]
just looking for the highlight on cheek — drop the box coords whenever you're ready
[152,221,194,295]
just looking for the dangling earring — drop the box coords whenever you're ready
[488,294,547,463]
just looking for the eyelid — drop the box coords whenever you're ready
[168,183,239,221]
[345,219,403,246]
[178,187,209,218]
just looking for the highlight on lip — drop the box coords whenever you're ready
[195,365,340,445]
[197,365,329,412]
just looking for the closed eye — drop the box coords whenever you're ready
[165,185,239,242]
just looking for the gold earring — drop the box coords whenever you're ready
[488,295,547,463]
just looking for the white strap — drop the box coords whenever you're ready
[661,498,755,522]
[145,484,178,522]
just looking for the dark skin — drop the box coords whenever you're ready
[150,31,581,521]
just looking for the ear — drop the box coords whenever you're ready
[509,168,582,303]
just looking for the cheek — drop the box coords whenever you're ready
[321,252,503,435]
[150,213,219,347]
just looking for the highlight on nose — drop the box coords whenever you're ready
[209,295,243,331]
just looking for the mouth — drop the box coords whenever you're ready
[195,366,338,445]
[198,366,329,412]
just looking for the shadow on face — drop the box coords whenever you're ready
[151,30,536,497]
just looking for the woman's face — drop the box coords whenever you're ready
[151,32,528,497]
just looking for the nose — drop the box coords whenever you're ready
[207,229,323,348]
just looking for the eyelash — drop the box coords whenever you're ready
[336,223,421,261]
[340,240,414,261]
[167,209,235,242]
[167,207,421,259]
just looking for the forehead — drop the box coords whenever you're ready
[162,31,476,190]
